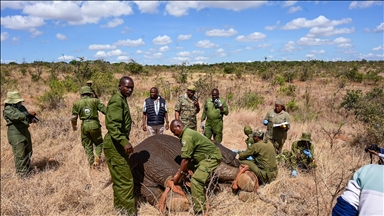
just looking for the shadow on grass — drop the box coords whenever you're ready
[32,157,61,173]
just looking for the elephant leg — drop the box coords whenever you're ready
[215,162,240,182]
[140,185,163,206]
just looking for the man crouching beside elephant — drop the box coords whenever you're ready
[170,119,223,215]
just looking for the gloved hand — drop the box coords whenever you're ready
[291,170,297,177]
[247,156,254,161]
[232,150,239,154]
[303,149,312,158]
[263,119,268,125]
[200,122,205,130]
[216,99,222,107]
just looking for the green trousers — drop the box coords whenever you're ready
[282,150,314,170]
[190,158,221,213]
[239,160,277,184]
[204,120,223,143]
[81,121,103,165]
[7,126,33,176]
[104,133,136,215]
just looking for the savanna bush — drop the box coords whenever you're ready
[38,78,66,110]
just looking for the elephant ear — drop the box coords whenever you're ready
[211,140,240,168]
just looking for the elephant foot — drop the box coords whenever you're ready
[166,192,190,212]
[237,172,258,192]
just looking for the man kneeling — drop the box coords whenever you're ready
[234,129,278,185]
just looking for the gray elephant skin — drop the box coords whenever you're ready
[129,134,241,205]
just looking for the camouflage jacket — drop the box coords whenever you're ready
[174,93,199,129]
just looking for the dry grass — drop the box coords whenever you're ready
[1,69,378,215]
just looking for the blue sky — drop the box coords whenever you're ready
[1,1,383,65]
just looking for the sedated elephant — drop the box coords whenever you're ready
[129,134,255,209]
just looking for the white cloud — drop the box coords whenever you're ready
[282,1,297,8]
[121,26,133,34]
[178,34,192,41]
[159,46,169,52]
[333,37,351,44]
[270,49,274,53]
[177,51,190,57]
[373,22,384,33]
[195,40,219,48]
[12,37,19,42]
[258,44,273,48]
[235,32,266,42]
[287,6,302,14]
[205,28,238,37]
[164,1,265,17]
[1,32,9,42]
[134,1,159,14]
[281,15,352,30]
[144,53,163,59]
[88,44,117,50]
[297,37,330,46]
[372,45,384,51]
[216,48,225,53]
[349,1,382,9]
[282,41,296,52]
[1,1,30,10]
[114,38,145,47]
[338,43,353,48]
[306,26,355,37]
[230,49,242,53]
[265,21,280,31]
[192,50,204,55]
[56,33,67,40]
[170,57,189,63]
[306,54,316,58]
[1,15,45,30]
[153,35,172,45]
[94,51,107,58]
[58,55,74,61]
[136,50,144,54]
[309,49,325,54]
[29,28,42,38]
[101,18,124,28]
[107,49,124,56]
[117,56,130,61]
[195,56,209,61]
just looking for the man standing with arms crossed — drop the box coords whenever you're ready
[104,76,136,215]
[200,88,229,143]
[174,85,200,130]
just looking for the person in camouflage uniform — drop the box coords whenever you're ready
[104,76,136,215]
[71,86,106,168]
[244,125,254,147]
[174,85,200,130]
[200,88,229,143]
[282,132,315,177]
[86,80,98,98]
[233,129,278,184]
[170,119,222,214]
[263,98,291,154]
[3,91,37,177]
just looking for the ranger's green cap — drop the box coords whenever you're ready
[300,132,312,142]
[80,86,93,95]
[187,85,196,91]
[244,125,253,135]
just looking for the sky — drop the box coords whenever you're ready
[1,1,383,65]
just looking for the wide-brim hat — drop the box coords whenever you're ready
[187,85,196,91]
[300,132,312,142]
[86,80,93,84]
[4,91,24,104]
[275,98,285,106]
[81,86,93,95]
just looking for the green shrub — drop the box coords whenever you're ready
[223,66,235,74]
[286,99,299,112]
[279,84,296,96]
[38,78,66,110]
[235,91,264,110]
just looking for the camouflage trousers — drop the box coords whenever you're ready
[280,150,315,170]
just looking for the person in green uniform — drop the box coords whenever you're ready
[71,86,106,168]
[104,76,136,215]
[170,119,223,214]
[86,80,98,98]
[174,85,200,130]
[3,91,37,177]
[233,129,278,184]
[263,98,291,154]
[200,88,229,143]
[244,125,254,147]
[282,132,315,177]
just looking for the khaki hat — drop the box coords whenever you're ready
[4,91,24,104]
[81,86,93,95]
[300,132,312,142]
[187,85,196,91]
[86,80,93,84]
[253,129,264,138]
[275,98,285,106]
